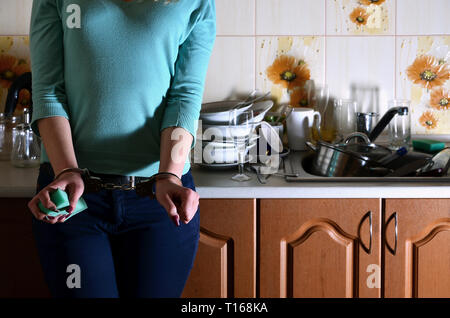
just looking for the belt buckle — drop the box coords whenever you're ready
[129,176,135,188]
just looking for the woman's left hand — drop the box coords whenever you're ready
[155,176,199,226]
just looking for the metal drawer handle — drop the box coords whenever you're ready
[358,211,372,254]
[385,212,398,255]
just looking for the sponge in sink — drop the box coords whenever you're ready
[412,139,446,154]
[38,188,88,220]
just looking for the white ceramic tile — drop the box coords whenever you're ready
[397,0,450,35]
[256,0,325,35]
[327,0,395,35]
[0,0,33,35]
[256,36,325,105]
[202,37,255,103]
[216,0,255,36]
[396,36,450,134]
[326,36,395,115]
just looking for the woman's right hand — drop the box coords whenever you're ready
[28,172,85,224]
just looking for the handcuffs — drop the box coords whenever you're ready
[53,168,182,200]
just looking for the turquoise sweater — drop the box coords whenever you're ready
[30,0,216,177]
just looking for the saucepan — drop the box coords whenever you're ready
[306,133,392,177]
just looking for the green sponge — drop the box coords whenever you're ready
[38,188,88,220]
[412,139,446,154]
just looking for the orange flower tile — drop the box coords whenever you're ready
[430,87,449,110]
[0,54,30,89]
[289,88,311,108]
[349,7,369,26]
[360,0,386,5]
[406,55,450,90]
[419,111,438,130]
[266,55,310,90]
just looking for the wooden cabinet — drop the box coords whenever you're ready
[182,199,257,298]
[0,198,50,298]
[260,199,381,298]
[384,199,450,298]
[1,197,448,298]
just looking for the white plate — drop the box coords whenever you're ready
[202,141,257,164]
[200,134,260,145]
[202,124,256,140]
[200,100,252,124]
[197,155,255,170]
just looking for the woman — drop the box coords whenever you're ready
[27,0,216,298]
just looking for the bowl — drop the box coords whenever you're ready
[250,100,274,123]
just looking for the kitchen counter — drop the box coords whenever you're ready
[1,160,449,199]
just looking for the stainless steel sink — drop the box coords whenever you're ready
[284,150,450,182]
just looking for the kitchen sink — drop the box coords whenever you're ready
[283,150,450,182]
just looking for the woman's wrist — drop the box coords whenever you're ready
[54,167,86,181]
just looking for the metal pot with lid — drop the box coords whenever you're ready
[306,132,392,177]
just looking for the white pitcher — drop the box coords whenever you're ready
[286,108,321,151]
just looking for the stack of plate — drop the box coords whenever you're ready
[197,99,273,169]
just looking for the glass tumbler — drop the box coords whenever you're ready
[388,99,411,150]
[0,114,21,161]
[334,99,358,142]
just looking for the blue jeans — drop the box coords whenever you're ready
[31,164,200,298]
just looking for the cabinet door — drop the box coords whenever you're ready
[0,199,50,298]
[384,199,450,298]
[260,199,381,298]
[182,199,256,298]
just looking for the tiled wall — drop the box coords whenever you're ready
[1,0,449,134]
[207,0,450,135]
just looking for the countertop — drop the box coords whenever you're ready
[1,160,449,199]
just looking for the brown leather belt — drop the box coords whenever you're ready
[39,162,180,199]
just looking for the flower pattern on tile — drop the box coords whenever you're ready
[15,89,31,115]
[0,54,30,89]
[289,88,311,108]
[419,111,438,130]
[0,36,31,113]
[266,55,310,91]
[430,87,449,110]
[398,36,450,135]
[360,0,386,5]
[406,55,450,90]
[328,0,392,35]
[257,37,324,107]
[350,7,369,25]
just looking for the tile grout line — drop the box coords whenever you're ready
[324,0,327,86]
[216,34,449,38]
[394,0,397,99]
[254,0,257,92]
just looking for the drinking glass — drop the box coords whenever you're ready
[388,99,411,150]
[335,99,358,141]
[309,85,333,142]
[228,109,254,182]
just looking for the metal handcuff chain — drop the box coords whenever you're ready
[53,167,181,199]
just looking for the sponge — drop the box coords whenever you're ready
[38,188,88,220]
[412,139,446,154]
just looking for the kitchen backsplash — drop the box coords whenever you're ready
[0,0,449,135]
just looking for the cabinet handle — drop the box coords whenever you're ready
[385,212,398,255]
[358,211,372,254]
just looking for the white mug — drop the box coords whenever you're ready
[286,108,321,150]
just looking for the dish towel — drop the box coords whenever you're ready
[38,188,88,220]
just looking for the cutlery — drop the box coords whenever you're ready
[232,91,271,110]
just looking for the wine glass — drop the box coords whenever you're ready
[228,109,254,182]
